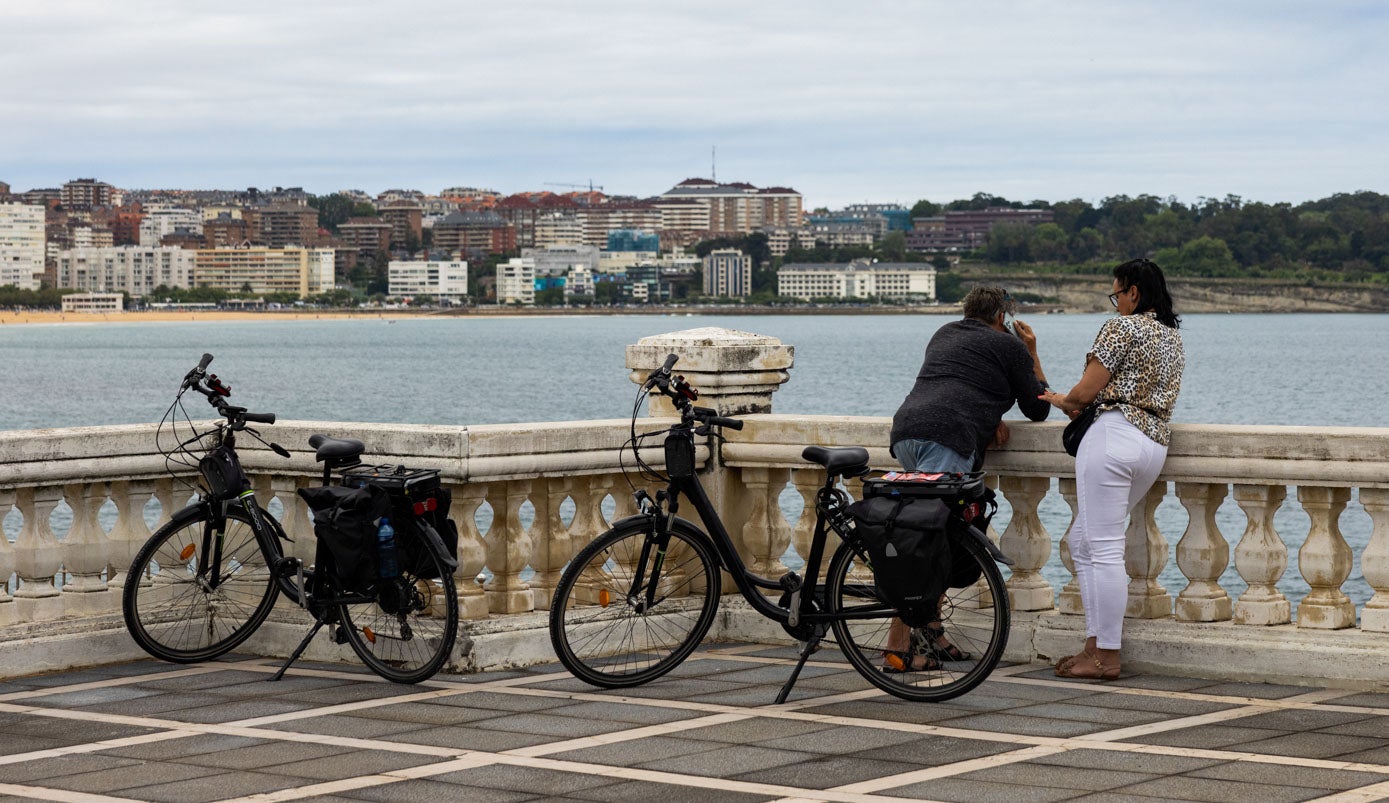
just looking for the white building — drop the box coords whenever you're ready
[193,247,335,297]
[0,202,45,290]
[388,260,468,304]
[139,205,203,246]
[702,249,753,298]
[61,292,123,313]
[565,266,595,299]
[496,257,535,305]
[521,244,599,276]
[777,261,936,302]
[55,246,195,297]
[533,212,583,248]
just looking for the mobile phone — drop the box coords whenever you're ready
[1004,312,1018,336]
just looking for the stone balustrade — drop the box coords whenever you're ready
[3,327,1389,685]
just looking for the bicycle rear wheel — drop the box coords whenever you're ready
[827,531,1008,702]
[549,519,721,688]
[123,507,280,663]
[337,532,459,684]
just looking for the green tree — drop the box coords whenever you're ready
[878,231,907,261]
[1030,223,1069,263]
[910,199,942,218]
[309,193,357,232]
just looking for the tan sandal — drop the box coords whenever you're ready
[1054,655,1120,681]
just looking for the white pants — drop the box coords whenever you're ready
[1071,410,1167,650]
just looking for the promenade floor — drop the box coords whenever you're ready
[0,643,1387,802]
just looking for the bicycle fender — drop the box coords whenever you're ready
[166,501,212,528]
[607,514,722,567]
[962,523,1015,566]
[419,523,459,571]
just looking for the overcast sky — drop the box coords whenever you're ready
[2,1,1385,208]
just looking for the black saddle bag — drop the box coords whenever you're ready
[298,484,391,593]
[848,495,954,627]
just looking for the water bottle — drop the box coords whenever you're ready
[376,517,399,579]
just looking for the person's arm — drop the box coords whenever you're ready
[1039,357,1111,414]
[1012,320,1048,388]
[1007,322,1050,421]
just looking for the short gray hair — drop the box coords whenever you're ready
[962,286,1014,322]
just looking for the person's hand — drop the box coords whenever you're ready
[988,421,1011,448]
[1038,389,1076,412]
[1013,319,1037,351]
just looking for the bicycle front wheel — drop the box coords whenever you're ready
[827,531,1009,702]
[123,507,280,663]
[338,531,459,684]
[549,519,721,688]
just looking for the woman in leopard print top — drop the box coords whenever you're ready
[1039,259,1184,680]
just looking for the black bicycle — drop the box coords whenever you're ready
[121,353,459,684]
[548,354,1013,703]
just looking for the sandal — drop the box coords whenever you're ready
[1053,655,1121,681]
[881,650,941,674]
[922,624,971,662]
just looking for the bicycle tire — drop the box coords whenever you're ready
[123,506,280,663]
[549,518,721,688]
[827,529,1009,702]
[338,527,459,684]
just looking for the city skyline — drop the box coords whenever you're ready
[2,2,1386,208]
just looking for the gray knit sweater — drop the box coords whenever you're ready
[889,318,1050,463]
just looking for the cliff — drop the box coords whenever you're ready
[971,273,1389,313]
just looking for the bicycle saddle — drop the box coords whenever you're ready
[308,434,366,463]
[801,446,871,477]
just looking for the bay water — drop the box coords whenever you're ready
[3,313,1386,611]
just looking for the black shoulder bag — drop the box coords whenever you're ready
[1062,402,1102,457]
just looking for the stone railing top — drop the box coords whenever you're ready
[626,327,795,417]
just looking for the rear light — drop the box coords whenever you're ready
[412,498,438,516]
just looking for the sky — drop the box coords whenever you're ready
[1,1,1386,209]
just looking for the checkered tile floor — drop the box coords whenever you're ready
[0,643,1386,802]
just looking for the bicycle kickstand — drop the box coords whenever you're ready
[774,629,823,705]
[268,619,325,682]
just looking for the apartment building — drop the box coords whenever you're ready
[338,217,393,256]
[60,178,117,209]
[380,200,423,247]
[139,205,203,247]
[0,202,46,290]
[659,179,803,235]
[433,212,516,259]
[757,227,816,257]
[702,249,753,297]
[777,261,936,301]
[520,244,599,276]
[61,292,123,313]
[533,211,583,247]
[54,246,195,296]
[574,203,662,247]
[388,260,467,304]
[496,257,535,305]
[907,207,1055,252]
[193,247,335,297]
[258,205,320,248]
[564,266,595,299]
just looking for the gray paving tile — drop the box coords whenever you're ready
[133,669,284,691]
[1229,731,1387,759]
[286,681,428,705]
[848,736,1020,768]
[888,776,1083,802]
[171,739,352,771]
[118,769,311,802]
[936,711,1112,737]
[960,760,1159,792]
[799,698,1001,724]
[430,690,582,713]
[472,711,634,739]
[757,723,922,755]
[164,696,320,723]
[0,752,143,784]
[1029,747,1222,775]
[545,735,724,767]
[100,733,268,760]
[975,679,1100,703]
[1333,745,1389,764]
[731,752,918,788]
[263,749,444,781]
[1069,691,1237,717]
[43,760,234,794]
[1007,701,1170,727]
[1114,774,1330,803]
[1330,692,1389,709]
[1104,674,1223,692]
[568,779,774,802]
[673,716,832,745]
[692,663,842,685]
[1233,708,1377,731]
[341,778,540,802]
[638,743,819,777]
[1123,723,1291,749]
[1188,759,1389,790]
[430,763,618,796]
[1190,681,1320,699]
[378,724,556,751]
[0,732,64,756]
[348,700,517,726]
[23,685,165,707]
[546,700,707,726]
[262,713,430,739]
[1315,717,1389,739]
[688,686,798,706]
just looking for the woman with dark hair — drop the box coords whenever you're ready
[1039,259,1184,680]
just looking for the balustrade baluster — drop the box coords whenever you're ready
[0,490,16,623]
[739,468,793,588]
[1174,482,1232,622]
[998,476,1054,611]
[61,484,110,611]
[483,480,534,613]
[529,477,574,610]
[790,470,823,583]
[1296,486,1355,629]
[1125,481,1171,619]
[1231,484,1291,625]
[153,479,177,530]
[1359,487,1389,632]
[107,480,154,591]
[452,483,490,620]
[13,486,63,620]
[271,475,314,558]
[1056,478,1082,615]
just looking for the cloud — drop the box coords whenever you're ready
[1,0,1385,206]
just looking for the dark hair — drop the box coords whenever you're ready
[962,286,1014,323]
[1114,258,1180,329]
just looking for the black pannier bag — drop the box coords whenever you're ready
[298,483,391,593]
[341,465,459,580]
[848,494,954,626]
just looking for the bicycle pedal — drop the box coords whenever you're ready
[332,625,349,645]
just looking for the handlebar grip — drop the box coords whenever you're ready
[197,353,214,372]
[660,353,678,375]
[710,416,744,431]
[242,412,276,425]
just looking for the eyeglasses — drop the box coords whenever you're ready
[1108,292,1120,308]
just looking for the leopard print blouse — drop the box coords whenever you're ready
[1087,311,1184,445]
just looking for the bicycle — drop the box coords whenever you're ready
[548,354,1014,702]
[121,353,460,684]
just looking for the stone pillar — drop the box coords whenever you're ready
[1231,484,1291,626]
[1056,478,1083,615]
[61,484,110,611]
[1360,488,1389,633]
[738,467,793,589]
[107,480,154,591]
[1174,482,1233,622]
[483,479,534,614]
[789,469,824,583]
[1296,486,1355,629]
[0,491,16,625]
[13,486,64,620]
[1125,482,1171,619]
[452,482,490,620]
[998,476,1054,612]
[529,477,575,611]
[625,327,794,416]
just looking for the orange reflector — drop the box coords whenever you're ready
[363,627,376,644]
[179,544,196,561]
[885,653,906,672]
[598,589,611,607]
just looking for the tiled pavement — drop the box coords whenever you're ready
[0,644,1387,802]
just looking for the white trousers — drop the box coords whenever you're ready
[1071,410,1167,650]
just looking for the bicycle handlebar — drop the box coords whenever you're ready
[179,354,276,427]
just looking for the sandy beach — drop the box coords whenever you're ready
[0,310,444,326]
